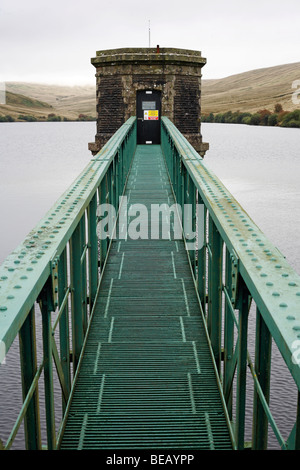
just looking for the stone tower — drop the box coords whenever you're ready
[88,47,209,157]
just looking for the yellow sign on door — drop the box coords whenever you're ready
[144,110,159,120]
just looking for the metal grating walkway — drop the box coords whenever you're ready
[59,145,233,450]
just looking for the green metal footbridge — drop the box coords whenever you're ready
[1,117,300,450]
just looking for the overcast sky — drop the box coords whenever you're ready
[0,0,299,85]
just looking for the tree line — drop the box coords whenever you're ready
[201,104,300,128]
[0,113,96,122]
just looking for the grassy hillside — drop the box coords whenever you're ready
[6,91,52,109]
[1,62,299,121]
[1,82,96,121]
[202,62,300,114]
[0,91,56,121]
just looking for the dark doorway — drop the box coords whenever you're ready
[136,90,161,144]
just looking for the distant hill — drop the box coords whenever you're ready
[202,62,300,114]
[0,90,54,120]
[6,91,51,109]
[1,82,96,121]
[0,62,299,121]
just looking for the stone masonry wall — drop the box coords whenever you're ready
[174,75,201,133]
[97,75,125,135]
[88,48,209,157]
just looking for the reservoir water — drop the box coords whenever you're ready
[0,121,299,449]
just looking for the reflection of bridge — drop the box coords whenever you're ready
[1,117,300,450]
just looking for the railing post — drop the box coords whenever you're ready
[170,142,174,185]
[88,193,98,310]
[99,176,108,269]
[295,392,300,449]
[121,142,126,190]
[58,248,71,412]
[70,221,84,371]
[180,161,185,214]
[178,156,183,206]
[115,151,120,205]
[39,280,56,450]
[19,306,42,450]
[207,216,223,372]
[80,214,88,333]
[235,277,249,450]
[186,177,197,276]
[223,249,234,419]
[171,146,176,196]
[197,199,207,312]
[173,148,179,199]
[252,307,272,449]
[111,159,116,210]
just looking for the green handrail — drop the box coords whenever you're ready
[161,116,300,449]
[0,117,136,449]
